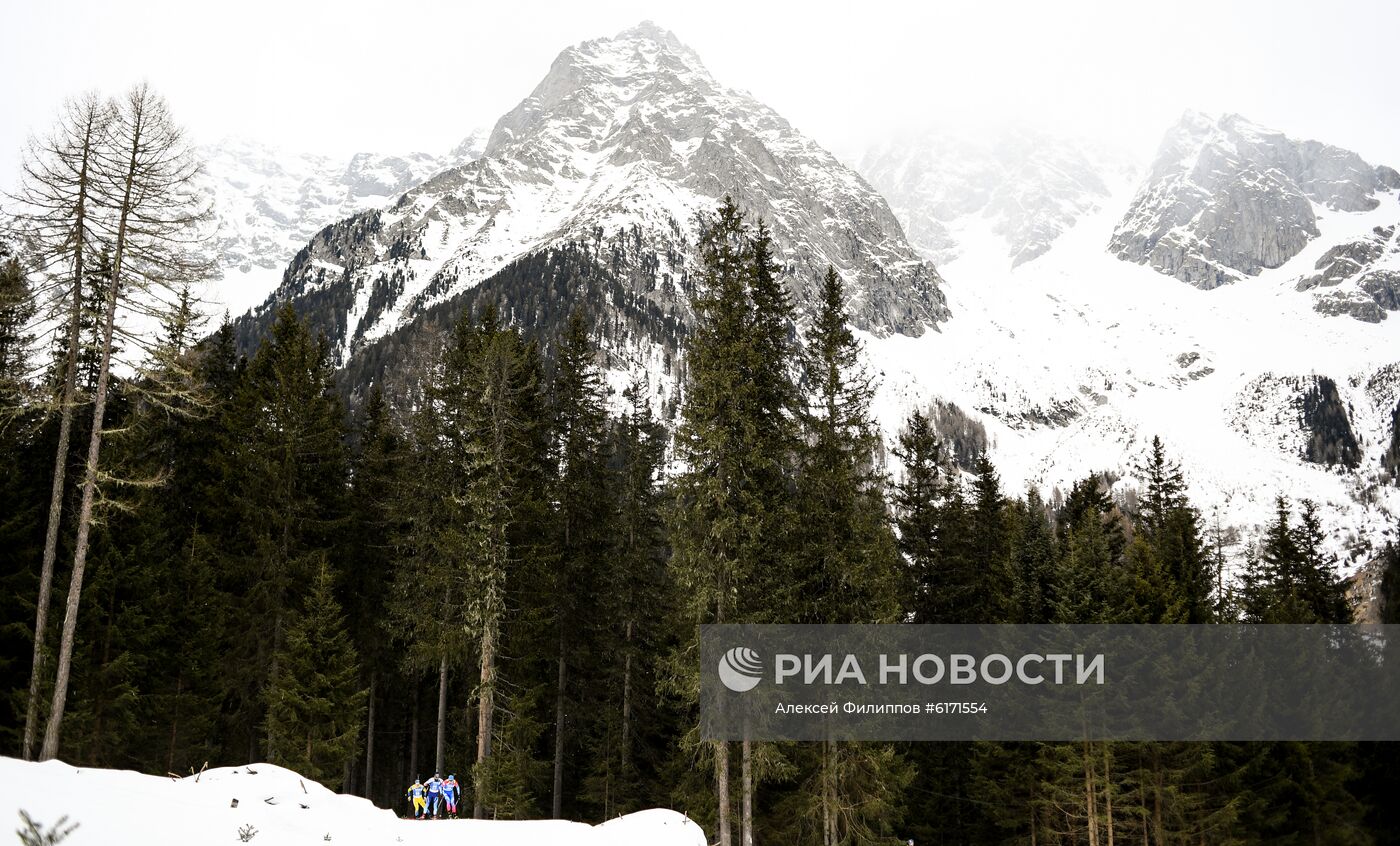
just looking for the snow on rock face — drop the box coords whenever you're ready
[238,21,947,368]
[859,128,1131,268]
[1298,223,1400,322]
[0,757,706,846]
[864,173,1400,572]
[1108,111,1400,290]
[196,134,482,318]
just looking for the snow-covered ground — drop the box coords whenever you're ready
[0,758,705,846]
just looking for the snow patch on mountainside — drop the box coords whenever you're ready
[864,178,1400,571]
[0,757,705,846]
[860,127,1136,268]
[196,134,482,317]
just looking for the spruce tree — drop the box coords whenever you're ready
[395,304,548,818]
[546,308,612,818]
[265,561,365,790]
[221,302,348,759]
[1241,497,1350,623]
[668,199,802,846]
[1292,499,1351,624]
[792,267,907,846]
[891,410,944,619]
[891,410,980,623]
[0,254,34,419]
[1008,489,1057,624]
[344,387,402,801]
[966,455,1013,623]
[791,267,900,624]
[1133,438,1211,622]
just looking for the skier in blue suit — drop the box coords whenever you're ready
[425,773,444,818]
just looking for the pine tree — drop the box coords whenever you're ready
[546,308,612,818]
[668,199,804,846]
[344,387,402,800]
[791,267,907,846]
[582,379,674,818]
[1241,497,1350,623]
[1008,489,1057,624]
[221,302,348,759]
[265,561,366,790]
[791,267,900,624]
[966,455,1013,623]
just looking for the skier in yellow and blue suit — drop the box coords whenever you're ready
[406,777,427,819]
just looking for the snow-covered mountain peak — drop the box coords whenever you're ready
[239,23,947,372]
[485,21,714,158]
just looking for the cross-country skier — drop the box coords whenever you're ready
[406,778,427,819]
[441,774,460,818]
[425,773,443,818]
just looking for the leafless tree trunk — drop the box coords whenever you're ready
[553,631,566,819]
[40,84,207,761]
[409,681,420,778]
[716,738,732,846]
[822,738,837,846]
[621,620,632,772]
[435,655,448,775]
[474,621,497,819]
[11,93,111,762]
[1104,743,1114,846]
[364,672,376,800]
[741,735,754,846]
[1084,739,1099,846]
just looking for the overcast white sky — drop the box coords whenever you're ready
[3,0,1398,183]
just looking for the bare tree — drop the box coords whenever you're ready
[6,92,113,761]
[40,83,209,761]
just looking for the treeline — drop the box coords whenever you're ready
[2,94,1399,845]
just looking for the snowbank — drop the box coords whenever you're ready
[0,757,706,846]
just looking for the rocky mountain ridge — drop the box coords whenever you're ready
[232,21,947,381]
[196,131,485,316]
[1108,111,1400,293]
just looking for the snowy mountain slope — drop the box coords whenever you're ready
[1297,222,1400,322]
[197,133,483,318]
[232,21,947,376]
[1108,111,1400,294]
[864,175,1400,570]
[859,128,1134,268]
[211,28,1400,569]
[0,758,705,846]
